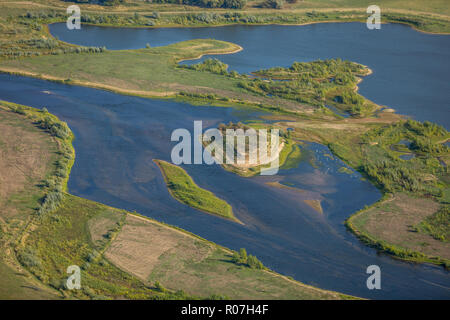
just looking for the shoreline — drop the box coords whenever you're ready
[43,10,450,35]
[153,159,244,225]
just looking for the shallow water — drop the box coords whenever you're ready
[50,22,450,129]
[1,74,449,299]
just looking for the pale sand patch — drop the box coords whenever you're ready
[303,199,323,214]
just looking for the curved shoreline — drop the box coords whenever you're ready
[2,23,446,272]
[345,197,450,269]
[153,159,243,225]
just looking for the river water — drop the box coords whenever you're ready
[0,22,449,299]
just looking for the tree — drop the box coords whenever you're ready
[239,248,247,261]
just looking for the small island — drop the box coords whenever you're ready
[153,159,241,223]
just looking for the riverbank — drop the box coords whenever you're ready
[2,0,449,35]
[0,100,351,299]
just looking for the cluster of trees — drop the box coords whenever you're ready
[415,206,449,242]
[334,91,366,116]
[258,59,365,80]
[364,120,449,156]
[239,59,372,115]
[152,0,246,9]
[360,120,449,195]
[218,121,251,132]
[181,58,241,78]
[18,248,42,268]
[259,0,284,9]
[181,58,229,74]
[405,120,448,137]
[1,37,106,59]
[363,160,425,193]
[411,136,449,154]
[63,0,124,5]
[37,109,71,139]
[232,248,264,269]
[37,190,65,217]
[23,11,64,20]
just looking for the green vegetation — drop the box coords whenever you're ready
[4,100,75,194]
[180,58,238,77]
[359,120,449,195]
[154,159,238,222]
[0,39,247,100]
[232,248,265,269]
[248,59,376,117]
[19,194,194,299]
[415,206,450,242]
[152,0,247,9]
[66,0,125,5]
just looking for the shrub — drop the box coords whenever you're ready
[154,281,165,292]
[247,255,264,269]
[18,248,42,268]
[260,0,284,9]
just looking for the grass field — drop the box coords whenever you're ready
[0,39,241,94]
[154,159,238,223]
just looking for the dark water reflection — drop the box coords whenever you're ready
[1,74,449,299]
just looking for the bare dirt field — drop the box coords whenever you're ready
[105,214,343,299]
[0,107,60,299]
[0,108,56,219]
[105,214,213,281]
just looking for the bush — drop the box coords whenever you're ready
[153,0,246,9]
[231,248,264,269]
[154,281,165,292]
[260,0,284,9]
[18,248,42,268]
[247,255,264,269]
[36,116,71,139]
[37,191,64,216]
